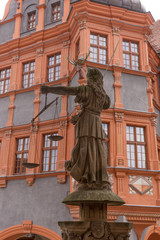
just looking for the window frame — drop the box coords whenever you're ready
[22,61,35,88]
[42,133,58,172]
[51,2,61,22]
[123,40,140,70]
[47,53,61,82]
[0,67,11,94]
[126,125,146,169]
[27,11,36,30]
[90,33,107,64]
[14,137,30,174]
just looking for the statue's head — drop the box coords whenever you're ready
[87,68,103,86]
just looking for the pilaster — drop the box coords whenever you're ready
[79,19,89,59]
[144,37,151,72]
[147,75,154,113]
[36,0,46,31]
[60,41,70,78]
[35,48,44,84]
[33,87,41,119]
[6,93,15,127]
[10,55,22,90]
[115,171,127,201]
[57,120,67,183]
[1,130,12,177]
[155,174,160,206]
[59,79,68,117]
[62,0,70,22]
[113,67,123,109]
[148,117,159,170]
[114,112,127,168]
[112,27,121,66]
[13,0,23,39]
[26,125,39,179]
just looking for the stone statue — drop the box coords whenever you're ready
[41,68,110,185]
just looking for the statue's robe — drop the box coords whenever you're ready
[69,85,110,183]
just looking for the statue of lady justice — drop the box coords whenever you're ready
[41,68,110,185]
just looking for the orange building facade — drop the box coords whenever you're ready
[0,0,160,239]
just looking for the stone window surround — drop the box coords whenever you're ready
[42,133,58,172]
[123,40,140,70]
[126,125,146,169]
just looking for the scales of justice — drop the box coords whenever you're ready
[23,51,132,240]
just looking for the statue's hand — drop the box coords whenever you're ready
[41,85,49,94]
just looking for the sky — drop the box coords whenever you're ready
[0,0,159,21]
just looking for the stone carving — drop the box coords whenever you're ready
[60,222,131,240]
[41,68,110,185]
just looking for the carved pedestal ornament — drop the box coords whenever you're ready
[40,68,132,240]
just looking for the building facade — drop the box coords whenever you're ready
[0,0,160,239]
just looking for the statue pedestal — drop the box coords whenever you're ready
[58,184,133,240]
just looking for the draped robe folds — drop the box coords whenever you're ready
[41,83,110,184]
[68,85,110,183]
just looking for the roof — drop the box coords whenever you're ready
[90,0,146,13]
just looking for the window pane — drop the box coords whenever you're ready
[17,139,23,151]
[126,126,134,141]
[90,34,97,45]
[48,54,61,82]
[123,41,129,51]
[132,55,139,70]
[127,144,135,168]
[123,53,130,69]
[99,48,106,64]
[23,62,35,88]
[90,47,97,62]
[99,36,106,47]
[50,149,57,171]
[102,123,108,138]
[136,127,144,142]
[43,134,58,172]
[131,43,138,53]
[137,145,146,168]
[43,150,49,171]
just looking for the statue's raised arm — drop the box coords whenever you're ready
[41,85,79,96]
[41,68,110,186]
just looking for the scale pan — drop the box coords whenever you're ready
[48,135,64,141]
[22,163,40,169]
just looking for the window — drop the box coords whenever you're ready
[102,123,109,165]
[0,68,11,94]
[90,33,107,64]
[22,62,35,88]
[126,126,146,168]
[15,137,30,174]
[42,134,58,172]
[27,11,36,30]
[51,2,60,22]
[48,54,61,81]
[123,41,139,70]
